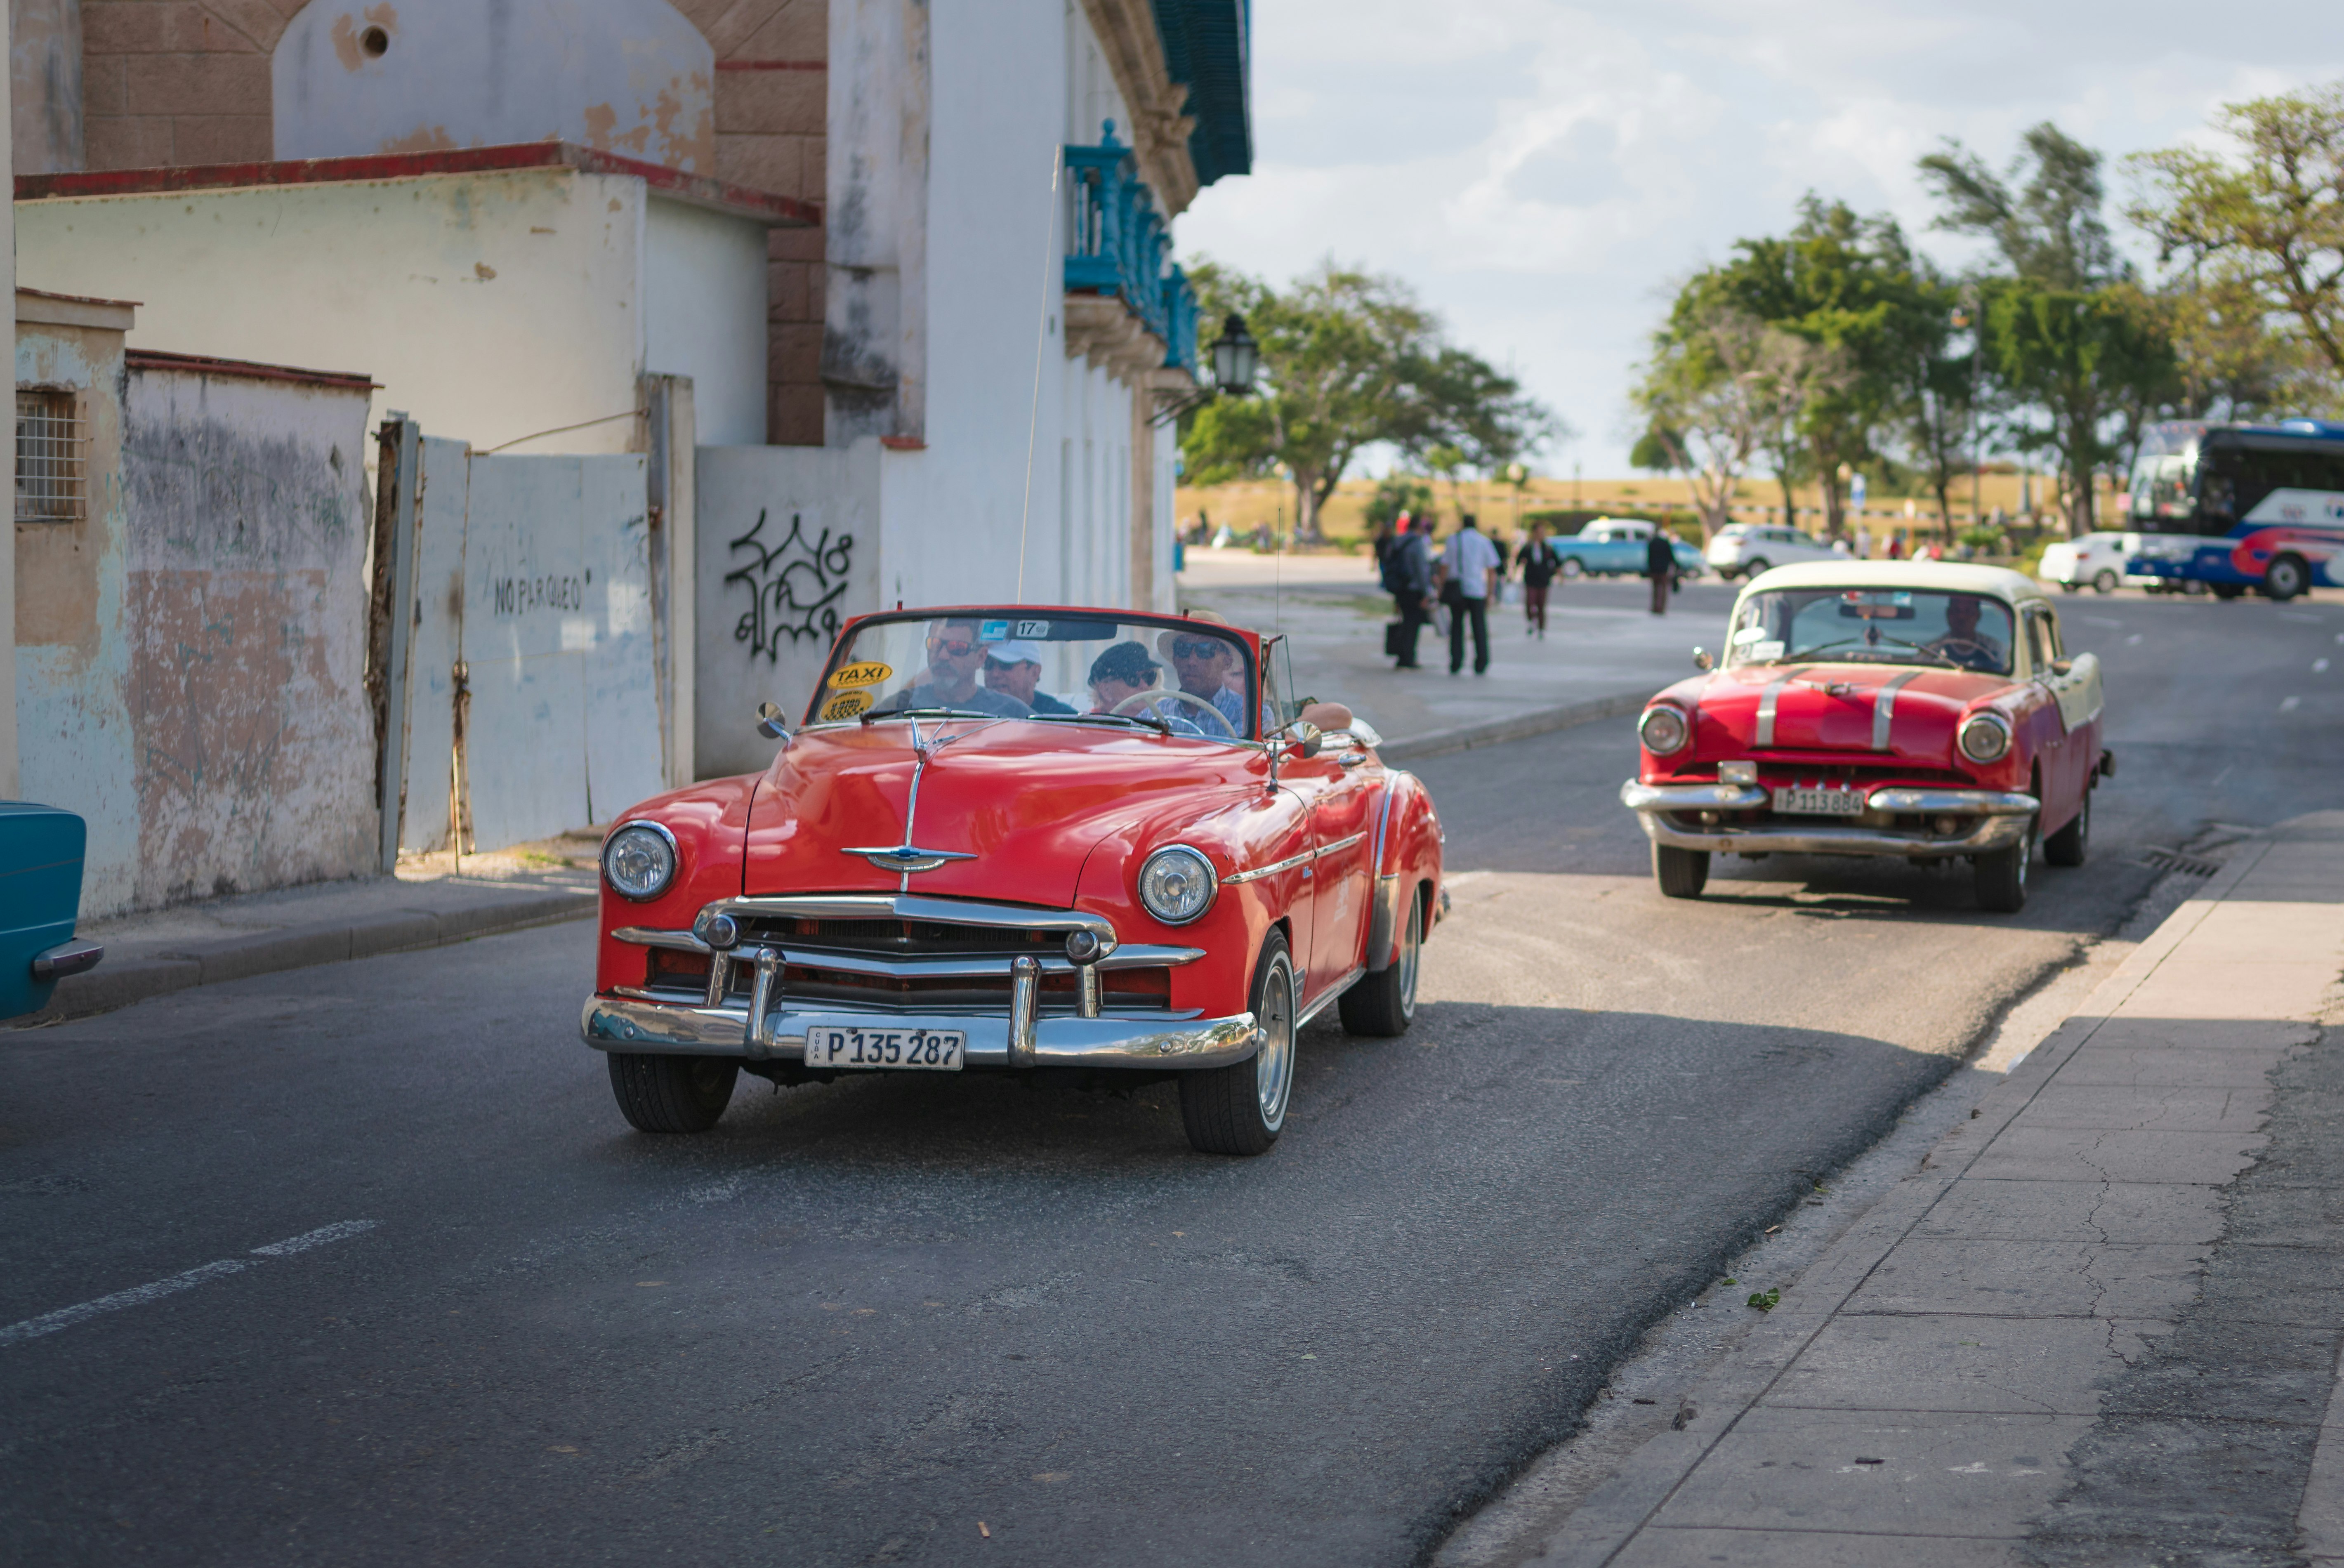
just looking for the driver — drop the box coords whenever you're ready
[1925,594,2008,672]
[1087,641,1205,734]
[1156,614,1248,733]
[881,618,1031,717]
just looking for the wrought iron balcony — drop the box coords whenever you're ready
[1065,123,1200,378]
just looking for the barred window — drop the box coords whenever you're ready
[16,388,88,524]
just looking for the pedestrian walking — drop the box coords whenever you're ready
[1436,513,1500,675]
[1386,514,1434,669]
[1644,525,1676,616]
[1515,520,1557,638]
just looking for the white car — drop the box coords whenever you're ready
[1705,523,1839,581]
[2037,532,2139,594]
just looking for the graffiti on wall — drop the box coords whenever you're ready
[724,509,854,664]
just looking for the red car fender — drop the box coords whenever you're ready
[592,775,755,993]
[1071,786,1308,1016]
[1362,769,1443,970]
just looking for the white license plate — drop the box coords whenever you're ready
[1773,787,1865,817]
[803,1025,965,1071]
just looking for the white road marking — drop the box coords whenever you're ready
[2316,658,2332,674]
[2126,634,2143,646]
[2282,696,2303,712]
[0,1220,377,1348]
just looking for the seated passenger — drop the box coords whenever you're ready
[981,639,1076,714]
[1156,614,1248,736]
[1924,594,2009,672]
[1086,641,1205,735]
[879,618,1031,717]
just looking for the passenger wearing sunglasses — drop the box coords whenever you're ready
[980,639,1075,714]
[879,618,1032,717]
[1155,615,1248,733]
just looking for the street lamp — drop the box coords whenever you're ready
[1154,312,1257,427]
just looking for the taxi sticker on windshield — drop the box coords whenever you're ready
[1749,639,1785,661]
[829,660,892,690]
[979,620,1013,641]
[819,690,874,722]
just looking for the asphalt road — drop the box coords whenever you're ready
[3,585,2337,1568]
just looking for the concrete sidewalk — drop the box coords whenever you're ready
[1536,812,2344,1566]
[13,843,599,1026]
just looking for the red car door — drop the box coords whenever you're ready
[1286,741,1379,1011]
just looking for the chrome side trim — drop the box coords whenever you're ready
[1312,831,1366,860]
[581,995,1264,1070]
[1297,966,1365,1028]
[1370,772,1405,872]
[1618,780,1770,811]
[1753,667,1799,747]
[1873,670,1920,751]
[1224,848,1314,884]
[614,925,709,952]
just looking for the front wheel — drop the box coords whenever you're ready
[1339,890,1421,1037]
[1654,843,1710,898]
[1559,556,1585,580]
[2044,788,2090,867]
[1743,556,1772,578]
[2266,554,2311,601]
[2092,569,2119,594]
[608,1053,738,1133]
[1181,932,1297,1156]
[1973,819,2036,914]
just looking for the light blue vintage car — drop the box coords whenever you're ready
[1,803,104,1021]
[1547,518,1705,580]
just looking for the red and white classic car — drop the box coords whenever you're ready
[582,606,1445,1154]
[1620,562,2112,913]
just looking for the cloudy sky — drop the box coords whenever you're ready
[1177,0,2344,476]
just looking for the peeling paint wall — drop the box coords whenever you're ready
[11,0,84,175]
[121,363,377,906]
[14,309,135,912]
[821,0,926,448]
[274,0,716,174]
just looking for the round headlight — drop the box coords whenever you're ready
[1958,712,2012,764]
[1137,845,1218,926]
[602,822,678,902]
[1639,705,1690,756]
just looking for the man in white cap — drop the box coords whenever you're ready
[981,639,1076,714]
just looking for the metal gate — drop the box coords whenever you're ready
[371,419,668,858]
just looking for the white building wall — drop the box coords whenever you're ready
[645,197,769,446]
[17,169,768,459]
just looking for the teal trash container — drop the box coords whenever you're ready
[0,802,105,1021]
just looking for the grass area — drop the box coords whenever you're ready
[1176,472,2124,549]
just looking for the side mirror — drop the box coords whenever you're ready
[1692,647,1715,672]
[1273,721,1323,759]
[755,701,792,741]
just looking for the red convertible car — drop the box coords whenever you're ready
[1620,562,2111,913]
[581,606,1445,1154]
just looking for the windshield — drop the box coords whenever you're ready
[807,611,1257,742]
[1725,588,2016,675]
[2129,450,2196,523]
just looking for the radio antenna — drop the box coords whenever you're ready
[1017,145,1064,604]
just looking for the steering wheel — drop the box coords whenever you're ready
[1929,636,1995,670]
[1111,688,1238,738]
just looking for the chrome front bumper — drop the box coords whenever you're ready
[580,994,1263,1070]
[1620,779,2038,858]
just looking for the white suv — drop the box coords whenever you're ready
[1705,523,1838,581]
[2037,532,2139,594]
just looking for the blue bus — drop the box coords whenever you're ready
[2125,418,2344,600]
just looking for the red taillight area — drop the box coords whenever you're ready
[646,948,713,988]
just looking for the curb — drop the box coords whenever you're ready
[18,888,597,1027]
[1525,837,2282,1567]
[1377,688,1653,764]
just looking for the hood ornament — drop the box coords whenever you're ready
[842,713,986,888]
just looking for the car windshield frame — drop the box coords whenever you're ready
[1724,586,2018,676]
[801,608,1263,744]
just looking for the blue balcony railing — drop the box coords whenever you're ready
[1065,123,1200,377]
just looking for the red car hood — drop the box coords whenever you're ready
[743,723,1260,905]
[1688,663,2015,761]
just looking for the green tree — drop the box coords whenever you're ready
[1920,124,2177,535]
[1364,474,1434,531]
[2127,82,2344,406]
[1182,260,1564,540]
[1632,290,1827,540]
